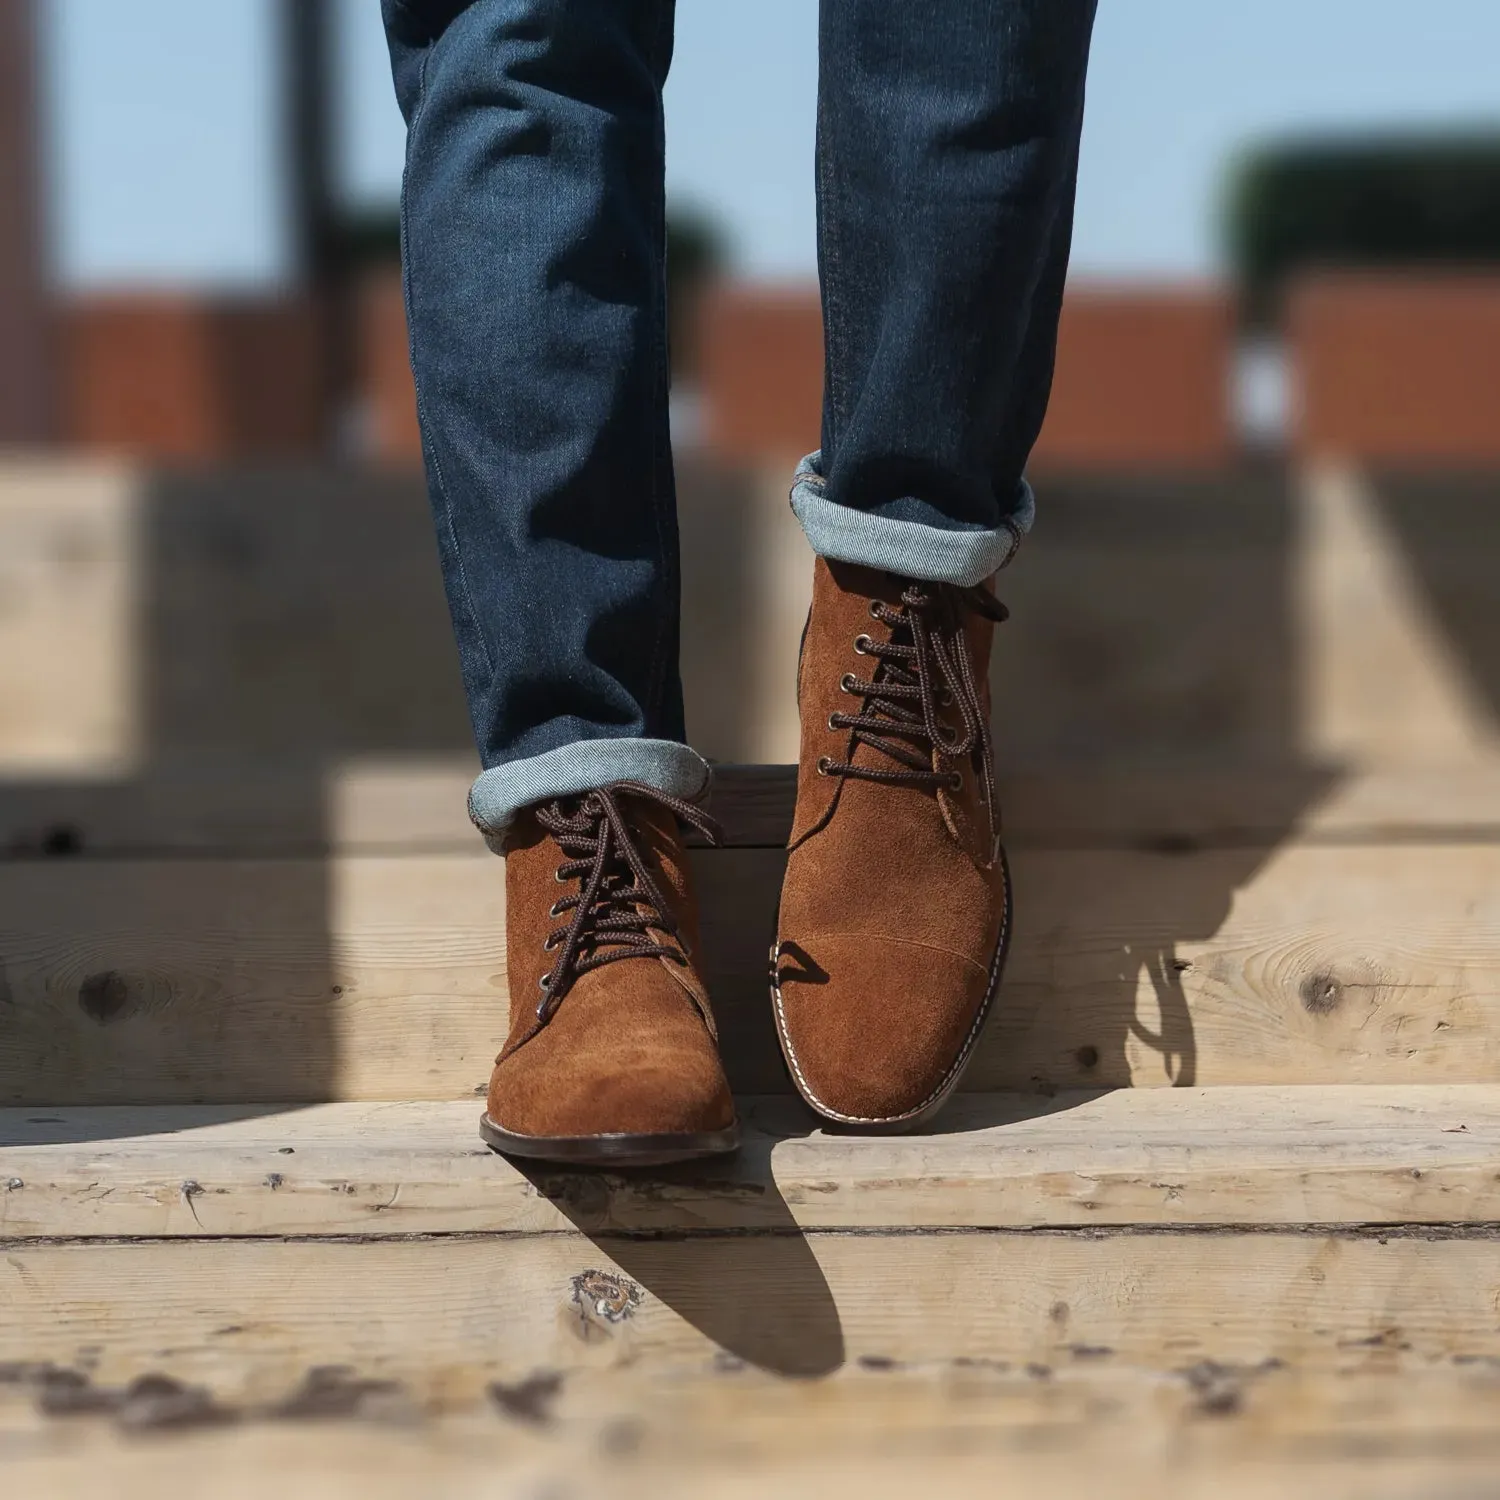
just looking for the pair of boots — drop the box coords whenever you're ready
[482,558,1011,1164]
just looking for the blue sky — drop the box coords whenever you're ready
[41,0,1500,288]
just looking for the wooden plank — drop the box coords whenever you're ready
[0,761,795,856]
[3,1086,1500,1239]
[0,851,506,1106]
[1301,463,1500,765]
[3,840,1500,1103]
[0,462,141,775]
[7,1364,1500,1499]
[6,459,1500,775]
[0,840,1493,1102]
[11,1374,1500,1500]
[5,1231,1500,1402]
[10,761,1500,857]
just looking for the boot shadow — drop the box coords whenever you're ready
[971,468,1342,1108]
[510,1121,845,1379]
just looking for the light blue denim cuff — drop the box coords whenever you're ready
[789,451,1032,588]
[468,737,712,852]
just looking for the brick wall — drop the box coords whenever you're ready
[698,285,824,465]
[1290,273,1500,465]
[63,295,328,461]
[697,282,1237,473]
[358,269,421,464]
[1030,287,1234,472]
[69,273,1500,472]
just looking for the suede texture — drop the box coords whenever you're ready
[490,795,735,1139]
[774,558,1009,1125]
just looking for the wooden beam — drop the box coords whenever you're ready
[4,1086,1500,1239]
[5,1231,1500,1401]
[13,761,1500,857]
[6,1393,1500,1500]
[4,839,1500,1103]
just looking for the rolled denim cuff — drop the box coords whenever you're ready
[468,737,712,852]
[789,451,1032,588]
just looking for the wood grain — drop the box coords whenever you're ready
[4,1086,1500,1239]
[7,1361,1500,1500]
[5,1231,1500,1398]
[0,462,141,776]
[8,1368,1500,1500]
[4,840,1500,1103]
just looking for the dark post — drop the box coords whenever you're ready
[278,0,346,447]
[0,0,55,445]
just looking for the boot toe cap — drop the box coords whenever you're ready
[773,932,998,1125]
[488,1045,734,1141]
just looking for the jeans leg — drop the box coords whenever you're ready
[795,0,1098,587]
[382,0,706,843]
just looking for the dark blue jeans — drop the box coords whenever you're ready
[382,0,1097,839]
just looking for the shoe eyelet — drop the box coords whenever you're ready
[537,972,552,991]
[553,867,567,884]
[548,900,565,918]
[868,599,883,618]
[816,756,832,777]
[839,672,857,694]
[543,933,561,951]
[948,772,964,792]
[853,634,873,655]
[826,713,840,731]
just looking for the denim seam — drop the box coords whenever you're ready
[401,38,496,683]
[814,97,849,458]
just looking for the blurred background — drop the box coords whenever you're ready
[3,0,1500,774]
[2,0,1500,1106]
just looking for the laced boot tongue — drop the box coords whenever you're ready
[531,781,720,1025]
[820,578,1008,792]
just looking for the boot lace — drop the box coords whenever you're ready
[820,581,1009,791]
[532,781,721,1024]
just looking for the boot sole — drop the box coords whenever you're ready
[770,842,1014,1135]
[479,1114,741,1169]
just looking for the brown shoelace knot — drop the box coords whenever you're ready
[532,781,721,1024]
[820,580,1009,791]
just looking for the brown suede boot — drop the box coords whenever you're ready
[772,559,1012,1131]
[481,781,739,1166]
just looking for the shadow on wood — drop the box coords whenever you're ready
[512,1147,846,1378]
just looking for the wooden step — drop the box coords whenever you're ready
[4,1091,1499,1381]
[10,760,1500,856]
[6,1365,1500,1499]
[5,459,1499,771]
[4,1085,1500,1495]
[9,1368,1500,1500]
[4,1086,1499,1238]
[3,787,1500,1101]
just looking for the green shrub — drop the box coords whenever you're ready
[1225,134,1500,325]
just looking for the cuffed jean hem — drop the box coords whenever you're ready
[789,452,1032,588]
[467,737,713,853]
